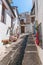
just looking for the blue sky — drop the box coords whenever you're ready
[12,0,32,14]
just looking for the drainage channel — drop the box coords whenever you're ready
[8,35,28,65]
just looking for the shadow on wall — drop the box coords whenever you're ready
[38,23,42,48]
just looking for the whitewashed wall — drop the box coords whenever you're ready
[5,11,11,27]
[25,24,31,33]
[38,0,43,47]
[38,0,43,24]
[0,1,9,43]
[35,0,38,21]
[13,8,21,35]
[13,8,18,18]
[30,23,33,33]
[13,18,21,36]
[0,22,8,43]
[0,9,11,43]
[25,23,33,33]
[0,0,2,21]
[13,18,18,35]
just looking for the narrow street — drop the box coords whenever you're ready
[22,35,42,65]
[0,34,42,65]
[0,0,43,65]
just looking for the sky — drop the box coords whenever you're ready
[12,0,32,14]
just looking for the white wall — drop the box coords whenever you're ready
[38,0,43,24]
[35,0,38,21]
[13,8,18,18]
[30,23,33,33]
[0,1,9,43]
[5,12,11,27]
[0,0,2,21]
[0,10,11,43]
[13,18,21,36]
[38,0,43,47]
[25,23,33,33]
[0,22,8,42]
[25,24,31,33]
[13,9,21,35]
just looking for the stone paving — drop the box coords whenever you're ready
[0,34,42,65]
[0,35,28,65]
[22,35,42,65]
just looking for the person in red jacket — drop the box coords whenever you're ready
[36,30,39,45]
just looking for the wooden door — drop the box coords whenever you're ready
[21,26,25,33]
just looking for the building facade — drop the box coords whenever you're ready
[12,6,21,36]
[31,0,43,47]
[19,12,32,34]
[0,0,20,43]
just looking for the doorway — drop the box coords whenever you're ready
[21,26,25,33]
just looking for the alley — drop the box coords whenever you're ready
[0,0,43,65]
[0,34,42,65]
[22,34,42,65]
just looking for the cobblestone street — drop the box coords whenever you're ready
[22,35,42,65]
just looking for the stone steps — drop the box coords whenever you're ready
[22,35,41,65]
[22,53,41,65]
[26,46,37,51]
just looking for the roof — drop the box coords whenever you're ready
[6,0,16,17]
[12,6,18,9]
[3,0,16,17]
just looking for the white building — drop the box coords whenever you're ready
[37,0,43,47]
[31,0,43,47]
[0,0,16,43]
[12,6,21,36]
[19,12,32,34]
